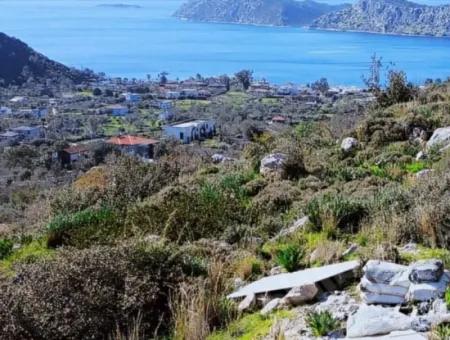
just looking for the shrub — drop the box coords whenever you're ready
[233,255,264,280]
[0,241,193,339]
[445,287,450,311]
[305,194,367,235]
[306,311,339,337]
[275,245,303,272]
[431,323,450,340]
[46,207,119,248]
[0,238,13,260]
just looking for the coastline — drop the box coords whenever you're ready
[175,16,450,39]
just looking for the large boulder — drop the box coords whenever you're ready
[273,216,309,240]
[282,283,318,306]
[426,126,450,150]
[408,272,450,302]
[346,305,413,338]
[408,259,444,283]
[341,137,359,153]
[260,153,286,177]
[315,291,359,321]
[363,260,408,285]
[238,293,256,312]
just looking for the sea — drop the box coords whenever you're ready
[1,0,449,86]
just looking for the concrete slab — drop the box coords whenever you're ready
[228,260,360,299]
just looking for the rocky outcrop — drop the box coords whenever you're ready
[260,153,286,178]
[427,126,450,150]
[174,0,348,27]
[312,0,450,37]
[341,137,359,153]
[0,32,96,87]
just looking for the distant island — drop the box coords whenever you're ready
[174,0,349,27]
[312,0,450,37]
[174,0,450,37]
[96,4,142,9]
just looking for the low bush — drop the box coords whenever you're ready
[0,241,194,339]
[0,239,13,260]
[275,245,303,272]
[306,311,339,337]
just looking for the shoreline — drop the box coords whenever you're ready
[175,16,450,39]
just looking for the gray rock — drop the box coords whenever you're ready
[400,243,418,254]
[260,298,281,315]
[346,305,413,338]
[341,137,359,153]
[415,151,426,161]
[409,259,444,283]
[282,283,318,306]
[427,126,450,150]
[260,153,286,177]
[315,291,359,321]
[407,272,450,302]
[363,260,408,284]
[274,216,309,240]
[342,243,358,257]
[238,293,256,312]
[360,276,409,297]
[347,330,427,339]
[361,291,406,305]
[269,266,284,276]
[415,169,433,179]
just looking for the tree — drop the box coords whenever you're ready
[377,70,417,107]
[235,70,253,90]
[93,88,102,96]
[158,71,169,85]
[363,53,382,91]
[311,78,329,93]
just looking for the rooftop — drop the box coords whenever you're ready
[63,145,90,154]
[170,120,208,128]
[107,135,159,146]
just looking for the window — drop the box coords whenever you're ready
[180,132,184,140]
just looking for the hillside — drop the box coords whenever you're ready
[312,0,450,36]
[0,32,96,87]
[174,0,349,26]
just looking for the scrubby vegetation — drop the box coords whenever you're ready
[1,77,450,338]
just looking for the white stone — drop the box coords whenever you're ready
[238,293,256,312]
[341,137,359,153]
[415,151,426,161]
[426,126,450,150]
[315,292,359,321]
[400,243,418,254]
[409,259,444,283]
[260,153,286,177]
[407,272,450,302]
[282,283,318,306]
[347,330,427,340]
[415,169,433,179]
[364,260,408,284]
[260,298,281,315]
[274,216,309,240]
[346,305,413,338]
[361,292,406,305]
[360,276,409,297]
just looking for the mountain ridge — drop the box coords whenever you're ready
[174,0,349,27]
[312,0,450,36]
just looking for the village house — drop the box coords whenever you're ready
[164,90,181,100]
[9,96,27,104]
[271,115,288,124]
[180,88,199,99]
[277,85,300,96]
[17,108,48,119]
[11,126,42,140]
[163,119,216,144]
[157,100,175,121]
[107,135,159,159]
[58,144,90,166]
[122,92,141,103]
[106,104,129,116]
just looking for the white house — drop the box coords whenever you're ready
[158,100,174,121]
[18,108,48,119]
[277,85,300,96]
[11,126,42,140]
[164,119,216,144]
[165,91,180,100]
[122,92,141,103]
[107,105,129,116]
[9,96,27,104]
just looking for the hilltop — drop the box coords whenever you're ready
[0,32,96,87]
[312,0,450,36]
[174,0,349,26]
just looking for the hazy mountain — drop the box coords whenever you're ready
[0,32,96,87]
[174,0,349,27]
[312,0,450,36]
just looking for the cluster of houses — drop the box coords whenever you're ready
[0,125,43,144]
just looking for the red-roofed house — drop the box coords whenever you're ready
[59,144,90,165]
[271,115,287,124]
[107,135,159,159]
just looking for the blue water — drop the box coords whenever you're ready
[1,0,449,85]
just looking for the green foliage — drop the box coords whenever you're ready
[305,194,367,235]
[0,239,13,260]
[46,207,118,248]
[275,245,303,272]
[432,323,450,340]
[208,310,294,340]
[306,311,339,337]
[445,287,450,311]
[404,161,427,174]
